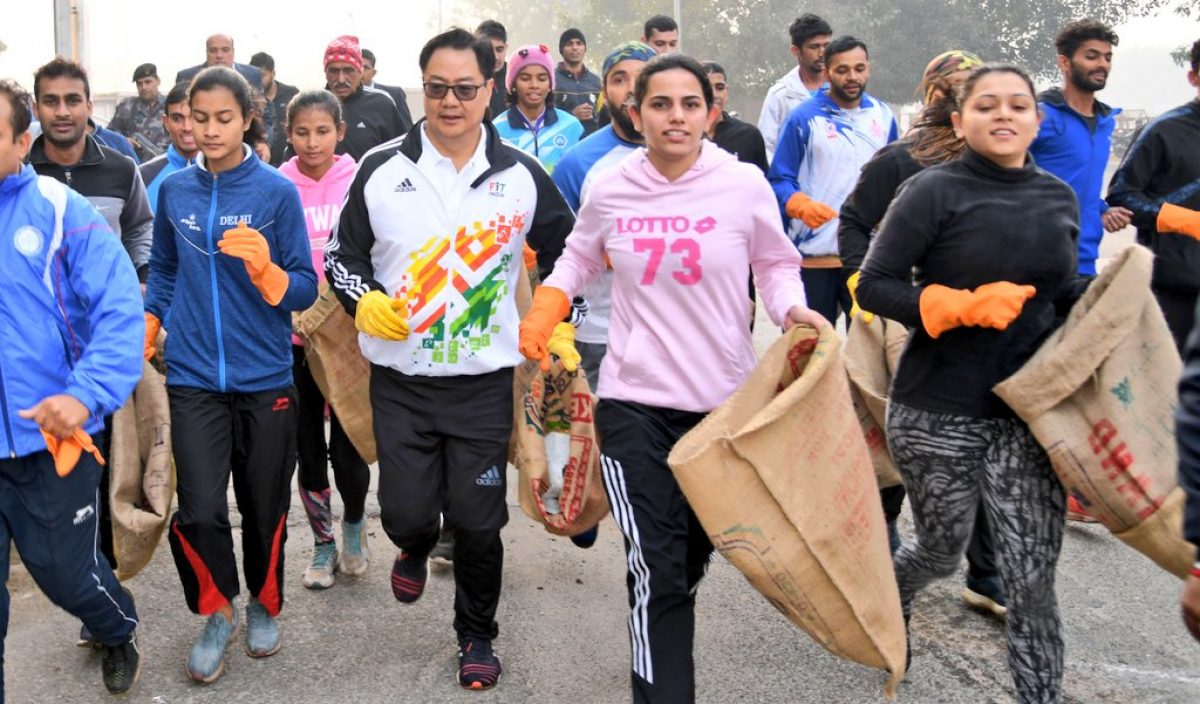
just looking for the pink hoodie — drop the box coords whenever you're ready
[279,153,357,343]
[544,145,806,413]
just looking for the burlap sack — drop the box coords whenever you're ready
[994,245,1195,578]
[294,284,376,464]
[109,362,175,581]
[844,316,909,489]
[668,326,906,695]
[508,266,540,465]
[514,362,608,536]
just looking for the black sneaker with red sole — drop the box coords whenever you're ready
[391,551,428,603]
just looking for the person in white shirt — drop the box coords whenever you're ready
[757,13,832,160]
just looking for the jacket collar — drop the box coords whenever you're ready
[167,144,196,168]
[28,133,106,168]
[814,90,875,113]
[399,119,515,189]
[505,105,559,129]
[556,62,595,81]
[1039,87,1115,118]
[194,144,257,185]
[0,163,36,195]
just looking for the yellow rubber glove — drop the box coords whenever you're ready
[355,290,410,341]
[785,192,838,229]
[547,322,581,372]
[217,223,290,305]
[845,270,875,324]
[39,428,105,477]
[520,286,571,371]
[144,313,161,362]
[1157,203,1200,241]
[919,282,1036,339]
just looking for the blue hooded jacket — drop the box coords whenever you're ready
[144,146,317,393]
[0,164,143,457]
[1030,88,1120,276]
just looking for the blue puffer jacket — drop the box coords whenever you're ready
[0,164,143,458]
[1030,88,1120,276]
[144,146,317,393]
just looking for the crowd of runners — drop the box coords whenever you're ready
[1,9,1200,704]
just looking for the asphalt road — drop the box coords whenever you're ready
[7,224,1199,704]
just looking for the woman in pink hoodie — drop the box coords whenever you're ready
[278,90,368,590]
[520,55,825,703]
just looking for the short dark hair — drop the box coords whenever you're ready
[248,51,275,72]
[165,82,190,108]
[421,28,496,80]
[1190,38,1200,73]
[361,48,377,66]
[643,15,678,39]
[700,61,726,77]
[286,89,343,132]
[476,20,507,43]
[824,36,868,67]
[789,14,833,48]
[633,54,714,110]
[189,66,254,120]
[1054,19,1119,58]
[0,79,32,139]
[34,57,91,101]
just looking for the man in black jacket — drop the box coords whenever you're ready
[249,52,299,167]
[702,61,768,174]
[323,35,408,161]
[554,29,602,135]
[477,20,509,120]
[362,48,415,129]
[1108,38,1200,351]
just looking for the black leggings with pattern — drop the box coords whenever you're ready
[887,401,1067,704]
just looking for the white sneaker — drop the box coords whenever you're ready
[302,541,338,589]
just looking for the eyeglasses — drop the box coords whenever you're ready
[423,82,487,101]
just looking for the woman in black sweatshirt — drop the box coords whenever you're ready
[857,65,1079,704]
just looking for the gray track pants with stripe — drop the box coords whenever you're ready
[887,401,1066,704]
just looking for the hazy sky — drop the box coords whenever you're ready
[1,2,1196,116]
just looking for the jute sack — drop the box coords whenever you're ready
[844,316,909,489]
[668,326,906,695]
[994,245,1195,578]
[295,284,376,464]
[109,361,175,581]
[514,361,609,536]
[508,266,539,465]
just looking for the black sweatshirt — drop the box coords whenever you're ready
[838,140,923,270]
[857,149,1079,418]
[1107,99,1200,292]
[337,86,408,161]
[711,113,768,174]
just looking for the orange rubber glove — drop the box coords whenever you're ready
[1157,203,1200,241]
[144,313,161,362]
[524,244,538,272]
[519,286,571,371]
[354,290,410,340]
[217,223,290,305]
[785,192,838,229]
[40,428,105,477]
[919,281,1036,339]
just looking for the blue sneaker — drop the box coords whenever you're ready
[187,606,239,684]
[339,519,371,577]
[962,574,1008,620]
[245,597,281,658]
[569,525,599,549]
[457,636,502,690]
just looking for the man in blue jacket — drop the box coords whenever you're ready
[0,79,145,697]
[1031,19,1132,278]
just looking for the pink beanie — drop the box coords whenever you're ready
[324,35,363,72]
[505,44,556,93]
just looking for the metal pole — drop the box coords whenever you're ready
[52,0,85,63]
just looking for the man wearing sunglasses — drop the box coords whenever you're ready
[323,35,408,161]
[325,28,575,691]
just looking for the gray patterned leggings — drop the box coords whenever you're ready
[888,401,1067,704]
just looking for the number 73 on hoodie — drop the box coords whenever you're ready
[633,237,702,285]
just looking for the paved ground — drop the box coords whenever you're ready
[8,223,1200,704]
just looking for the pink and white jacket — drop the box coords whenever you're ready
[543,145,806,413]
[279,153,357,343]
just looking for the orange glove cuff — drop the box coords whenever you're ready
[252,263,290,306]
[919,284,971,339]
[519,286,571,363]
[1158,203,1200,240]
[144,313,162,362]
[524,244,538,272]
[40,428,105,477]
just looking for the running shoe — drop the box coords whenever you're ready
[962,574,1008,619]
[102,629,141,695]
[569,525,599,549]
[457,636,502,690]
[391,551,428,603]
[430,527,454,571]
[187,606,239,684]
[339,518,371,576]
[245,596,281,658]
[302,540,339,589]
[1066,494,1098,523]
